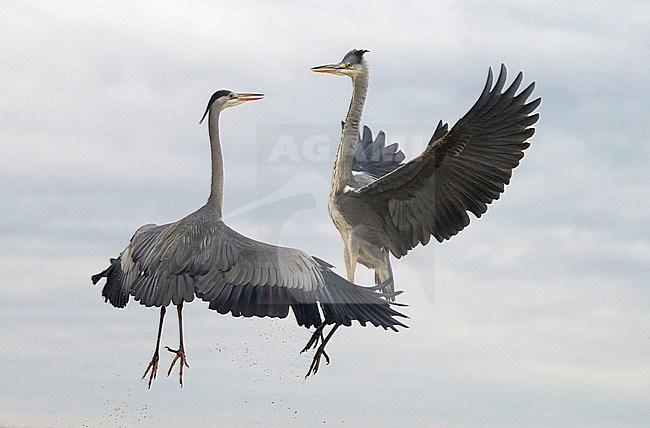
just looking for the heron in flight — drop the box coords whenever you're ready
[92,90,407,387]
[307,50,540,356]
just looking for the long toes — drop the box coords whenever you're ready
[167,357,178,376]
[304,342,334,378]
[306,350,326,378]
[301,334,321,354]
[142,366,154,382]
[300,342,316,354]
[142,359,159,388]
[322,349,331,365]
[146,371,156,389]
[305,358,319,378]
[165,350,189,388]
[142,363,152,380]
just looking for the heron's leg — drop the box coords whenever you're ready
[302,237,356,378]
[305,324,340,378]
[165,302,189,387]
[142,306,166,388]
[375,251,395,300]
[343,238,359,284]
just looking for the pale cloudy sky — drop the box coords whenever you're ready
[1,1,649,427]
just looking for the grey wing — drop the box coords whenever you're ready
[95,220,205,309]
[194,226,324,325]
[194,226,408,330]
[92,223,172,308]
[93,214,407,330]
[352,125,405,178]
[348,64,541,256]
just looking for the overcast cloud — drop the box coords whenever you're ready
[1,1,648,427]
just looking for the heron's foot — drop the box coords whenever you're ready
[165,346,189,387]
[380,280,396,302]
[300,325,326,354]
[379,287,396,302]
[141,352,160,389]
[305,342,331,378]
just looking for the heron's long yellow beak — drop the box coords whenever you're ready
[235,92,264,102]
[311,63,346,74]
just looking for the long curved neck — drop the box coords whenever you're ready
[206,108,224,216]
[332,67,369,193]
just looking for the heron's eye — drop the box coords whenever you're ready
[229,93,237,99]
[345,63,352,68]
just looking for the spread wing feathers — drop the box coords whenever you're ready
[92,211,407,330]
[352,125,405,178]
[347,64,540,256]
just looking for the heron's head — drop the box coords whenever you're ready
[199,90,264,124]
[311,49,368,78]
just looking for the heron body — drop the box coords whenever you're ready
[92,90,407,386]
[313,50,541,293]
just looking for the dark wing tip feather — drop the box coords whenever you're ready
[352,126,405,177]
[94,258,129,308]
[492,64,508,94]
[473,66,495,111]
[91,272,104,285]
[91,257,116,284]
[429,120,450,146]
[315,261,408,330]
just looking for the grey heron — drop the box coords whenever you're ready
[92,90,407,387]
[306,50,539,358]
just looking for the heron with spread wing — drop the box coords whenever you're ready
[92,90,407,387]
[305,50,540,368]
